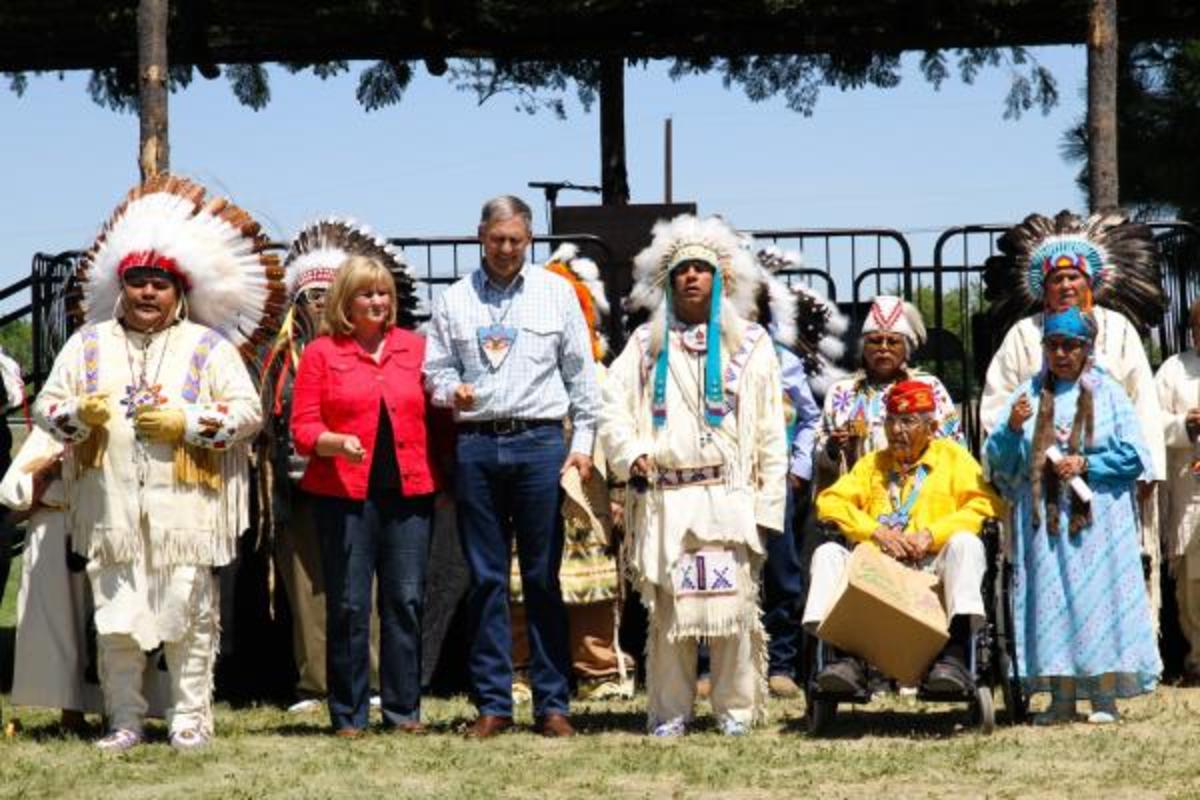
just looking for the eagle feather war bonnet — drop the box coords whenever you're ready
[751,244,847,397]
[627,215,760,429]
[75,174,286,360]
[983,209,1164,333]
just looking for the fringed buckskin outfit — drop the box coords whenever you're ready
[600,216,787,733]
[33,176,278,744]
[1154,349,1200,677]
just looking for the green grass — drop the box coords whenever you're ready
[3,685,1200,799]
[1,552,18,692]
[0,553,17,626]
[4,562,1200,798]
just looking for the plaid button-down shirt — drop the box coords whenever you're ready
[423,263,600,454]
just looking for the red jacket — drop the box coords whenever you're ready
[291,328,446,500]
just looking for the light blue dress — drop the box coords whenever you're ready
[986,367,1162,699]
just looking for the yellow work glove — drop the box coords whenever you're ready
[134,407,186,444]
[77,392,111,427]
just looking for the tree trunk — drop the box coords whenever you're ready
[138,0,169,181]
[599,56,630,206]
[1087,0,1119,212]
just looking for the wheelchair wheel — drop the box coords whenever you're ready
[970,685,995,735]
[805,694,837,736]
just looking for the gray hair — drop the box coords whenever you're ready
[479,195,533,233]
[856,333,913,364]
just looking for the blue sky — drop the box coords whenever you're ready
[0,47,1086,312]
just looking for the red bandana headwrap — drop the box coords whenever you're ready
[886,380,935,415]
[118,250,191,291]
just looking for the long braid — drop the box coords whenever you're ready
[1067,378,1096,534]
[1030,372,1057,532]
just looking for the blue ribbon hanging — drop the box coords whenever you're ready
[703,269,725,427]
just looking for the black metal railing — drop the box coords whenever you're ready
[1151,221,1200,361]
[29,250,84,390]
[389,233,617,344]
[743,228,915,320]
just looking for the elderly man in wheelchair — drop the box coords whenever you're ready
[802,379,1005,698]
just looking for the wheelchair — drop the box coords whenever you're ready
[803,518,1027,736]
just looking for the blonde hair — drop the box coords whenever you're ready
[320,255,397,337]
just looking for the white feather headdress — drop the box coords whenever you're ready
[76,175,285,357]
[626,215,759,320]
[753,245,848,397]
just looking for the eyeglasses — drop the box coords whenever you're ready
[863,334,906,349]
[1044,338,1086,354]
[884,414,926,430]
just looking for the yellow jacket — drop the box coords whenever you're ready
[816,438,1004,551]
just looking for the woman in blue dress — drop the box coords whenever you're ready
[986,306,1161,724]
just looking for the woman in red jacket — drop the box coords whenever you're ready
[291,254,439,736]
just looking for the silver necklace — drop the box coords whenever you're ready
[668,331,715,449]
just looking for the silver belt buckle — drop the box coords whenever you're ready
[493,418,517,435]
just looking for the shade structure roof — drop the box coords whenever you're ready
[3,1,1199,72]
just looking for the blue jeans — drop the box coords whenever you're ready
[762,486,804,677]
[316,491,432,731]
[456,425,571,718]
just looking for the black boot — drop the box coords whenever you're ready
[815,648,867,694]
[923,616,974,694]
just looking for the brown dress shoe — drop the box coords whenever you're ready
[534,713,575,738]
[388,721,427,734]
[334,728,363,739]
[464,715,512,739]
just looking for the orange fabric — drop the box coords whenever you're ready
[546,261,603,362]
[885,379,935,414]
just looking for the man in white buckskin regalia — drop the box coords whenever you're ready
[600,215,786,737]
[33,176,280,751]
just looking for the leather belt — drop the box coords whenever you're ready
[458,418,561,436]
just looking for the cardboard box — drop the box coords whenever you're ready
[815,543,949,685]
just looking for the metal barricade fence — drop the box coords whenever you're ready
[743,228,915,322]
[29,250,84,389]
[390,234,613,309]
[929,220,1200,452]
[1151,222,1200,361]
[389,233,617,343]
